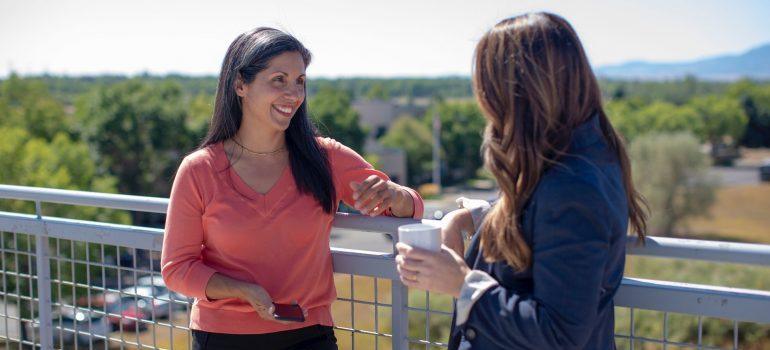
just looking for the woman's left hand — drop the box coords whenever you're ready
[350,175,413,217]
[395,242,471,297]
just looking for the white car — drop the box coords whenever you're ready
[26,306,110,348]
[135,275,191,310]
[119,285,173,319]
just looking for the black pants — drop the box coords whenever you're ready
[192,325,338,350]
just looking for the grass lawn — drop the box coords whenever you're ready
[681,184,770,244]
[619,183,770,349]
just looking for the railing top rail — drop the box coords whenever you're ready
[616,277,770,324]
[2,184,770,267]
[629,236,770,267]
[0,184,169,213]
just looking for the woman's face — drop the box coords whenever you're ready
[236,51,306,133]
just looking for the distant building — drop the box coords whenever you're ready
[352,99,407,184]
[352,99,398,144]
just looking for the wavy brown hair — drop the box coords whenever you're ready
[473,12,647,270]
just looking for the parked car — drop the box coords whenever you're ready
[136,275,191,310]
[711,143,740,166]
[120,285,172,319]
[105,296,150,332]
[74,276,190,331]
[25,306,109,348]
[760,159,770,182]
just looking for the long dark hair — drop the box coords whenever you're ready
[200,27,336,213]
[474,13,647,270]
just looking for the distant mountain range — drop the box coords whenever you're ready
[596,43,770,81]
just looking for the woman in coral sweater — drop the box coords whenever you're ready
[161,27,423,350]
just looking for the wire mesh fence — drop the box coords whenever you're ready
[0,185,769,349]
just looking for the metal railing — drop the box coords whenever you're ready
[0,184,768,349]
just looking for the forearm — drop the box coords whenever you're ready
[456,197,492,232]
[453,208,475,238]
[441,208,474,256]
[204,272,248,301]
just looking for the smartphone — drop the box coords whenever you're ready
[273,303,305,322]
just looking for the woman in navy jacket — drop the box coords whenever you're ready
[396,12,648,349]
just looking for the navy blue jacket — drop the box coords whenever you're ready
[448,115,629,350]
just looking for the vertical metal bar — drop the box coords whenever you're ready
[350,275,355,349]
[697,316,703,349]
[1,231,9,349]
[170,283,175,350]
[13,232,22,350]
[629,308,634,350]
[57,238,64,349]
[150,259,157,349]
[100,244,108,350]
[34,201,53,350]
[118,247,125,350]
[373,277,378,350]
[26,233,36,348]
[173,260,180,350]
[733,320,738,350]
[71,239,78,350]
[663,312,668,350]
[132,248,139,348]
[86,243,93,350]
[425,291,430,349]
[391,281,409,350]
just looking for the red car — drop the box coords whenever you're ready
[105,296,150,332]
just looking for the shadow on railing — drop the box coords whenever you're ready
[0,184,768,349]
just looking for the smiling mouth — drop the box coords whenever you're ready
[273,105,294,117]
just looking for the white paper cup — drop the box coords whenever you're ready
[398,223,441,252]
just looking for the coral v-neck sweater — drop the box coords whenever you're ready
[161,138,423,334]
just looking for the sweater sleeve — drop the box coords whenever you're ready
[161,157,218,300]
[324,138,424,219]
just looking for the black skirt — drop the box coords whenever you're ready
[192,325,337,350]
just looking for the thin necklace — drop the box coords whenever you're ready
[232,137,287,156]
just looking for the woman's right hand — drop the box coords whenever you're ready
[236,283,309,324]
[206,273,306,324]
[440,208,473,256]
[236,283,278,321]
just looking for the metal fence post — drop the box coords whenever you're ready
[34,201,53,350]
[391,281,409,350]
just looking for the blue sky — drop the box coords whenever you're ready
[1,0,769,78]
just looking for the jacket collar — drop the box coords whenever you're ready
[569,113,604,150]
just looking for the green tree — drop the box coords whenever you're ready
[599,77,729,105]
[630,132,716,236]
[381,116,433,185]
[0,73,71,141]
[187,92,215,145]
[606,99,701,142]
[605,99,644,141]
[309,86,367,153]
[365,83,390,101]
[426,101,486,185]
[728,80,770,147]
[688,95,748,148]
[639,102,701,134]
[75,79,196,200]
[0,126,128,223]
